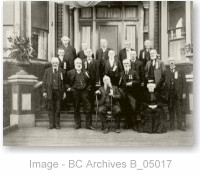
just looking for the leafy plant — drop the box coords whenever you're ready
[4,36,35,62]
[180,43,193,55]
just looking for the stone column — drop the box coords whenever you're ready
[8,69,38,127]
[160,1,168,63]
[74,8,80,52]
[149,1,155,48]
[69,7,74,46]
[63,5,70,37]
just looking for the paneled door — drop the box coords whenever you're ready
[97,21,138,55]
[97,22,122,55]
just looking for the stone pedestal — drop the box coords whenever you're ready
[8,69,38,127]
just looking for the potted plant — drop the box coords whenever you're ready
[180,43,193,62]
[4,36,35,73]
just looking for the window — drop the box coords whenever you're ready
[3,2,14,57]
[168,1,186,61]
[31,2,49,60]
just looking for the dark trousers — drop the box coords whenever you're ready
[98,105,121,129]
[120,89,136,129]
[72,89,92,127]
[47,90,61,128]
[168,90,185,129]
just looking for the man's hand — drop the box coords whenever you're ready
[43,92,47,98]
[63,92,66,99]
[109,89,114,96]
[67,88,71,92]
[126,82,132,86]
[182,94,186,99]
[95,90,101,94]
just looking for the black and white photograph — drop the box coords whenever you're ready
[3,1,193,146]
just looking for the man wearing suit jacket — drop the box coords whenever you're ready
[119,59,140,130]
[130,50,145,85]
[96,39,112,85]
[58,36,76,72]
[118,40,135,64]
[96,76,121,134]
[82,49,98,114]
[77,42,94,60]
[139,40,152,67]
[42,57,66,129]
[145,49,166,91]
[105,50,123,86]
[164,57,186,131]
[66,58,94,130]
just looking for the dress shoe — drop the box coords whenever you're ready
[86,126,95,130]
[103,128,109,134]
[115,129,121,133]
[74,125,81,130]
[48,126,53,129]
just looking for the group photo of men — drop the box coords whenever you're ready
[42,36,187,134]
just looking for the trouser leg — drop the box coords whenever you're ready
[127,93,136,129]
[48,100,54,128]
[98,106,108,129]
[168,91,177,130]
[73,91,81,127]
[54,93,61,127]
[81,90,92,127]
[112,105,121,129]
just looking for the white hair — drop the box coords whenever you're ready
[86,48,93,53]
[61,36,70,42]
[108,50,115,54]
[51,57,59,63]
[150,49,157,54]
[74,58,82,64]
[168,57,175,61]
[100,39,107,43]
[103,75,110,82]
[123,59,131,65]
[144,40,151,44]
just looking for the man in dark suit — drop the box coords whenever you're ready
[96,76,121,134]
[96,39,112,85]
[119,59,140,130]
[164,57,186,131]
[42,57,66,129]
[118,40,135,65]
[82,49,98,114]
[145,49,166,91]
[58,36,76,72]
[130,50,145,85]
[77,42,94,60]
[66,58,94,130]
[130,50,145,114]
[105,50,123,86]
[139,40,152,67]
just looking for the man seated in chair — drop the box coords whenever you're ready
[138,82,167,134]
[95,76,121,134]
